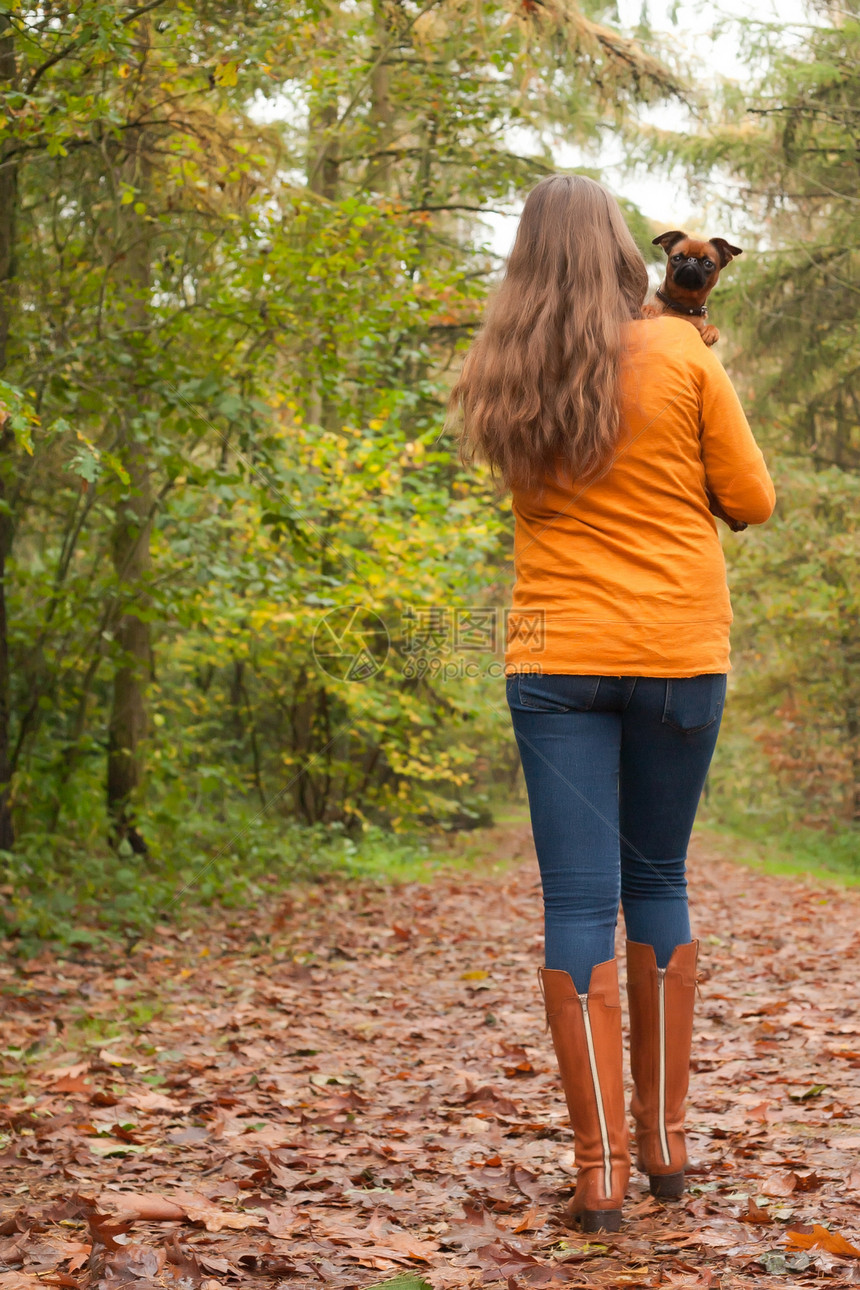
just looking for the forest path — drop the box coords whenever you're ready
[3,827,860,1289]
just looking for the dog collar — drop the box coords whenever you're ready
[656,288,708,318]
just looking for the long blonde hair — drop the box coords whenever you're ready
[451,174,649,492]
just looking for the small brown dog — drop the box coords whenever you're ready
[644,230,747,530]
[642,231,742,347]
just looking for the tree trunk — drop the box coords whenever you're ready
[107,429,152,855]
[308,99,340,201]
[842,623,860,825]
[369,0,395,195]
[0,463,13,853]
[306,95,340,432]
[0,15,18,851]
[107,132,153,855]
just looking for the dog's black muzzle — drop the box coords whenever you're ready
[673,260,708,289]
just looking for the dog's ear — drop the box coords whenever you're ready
[652,230,687,254]
[708,238,743,267]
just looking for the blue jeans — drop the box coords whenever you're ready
[506,673,726,992]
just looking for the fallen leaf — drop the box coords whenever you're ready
[48,1077,93,1095]
[132,1089,181,1112]
[181,1201,265,1233]
[786,1224,860,1257]
[761,1171,799,1197]
[97,1050,134,1067]
[739,1197,772,1224]
[104,1244,163,1281]
[512,1207,546,1233]
[96,1191,187,1221]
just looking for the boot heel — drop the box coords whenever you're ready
[649,1171,684,1199]
[580,1208,623,1233]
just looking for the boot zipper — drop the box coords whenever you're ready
[657,967,670,1166]
[579,994,613,1198]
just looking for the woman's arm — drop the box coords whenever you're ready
[697,347,776,526]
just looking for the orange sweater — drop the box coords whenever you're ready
[504,317,776,677]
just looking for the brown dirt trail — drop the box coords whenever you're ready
[2,827,860,1288]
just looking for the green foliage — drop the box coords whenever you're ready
[0,808,436,953]
[723,460,859,827]
[718,5,860,831]
[0,1,679,942]
[648,2,860,834]
[364,1277,434,1290]
[713,5,859,468]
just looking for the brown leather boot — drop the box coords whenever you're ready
[539,960,630,1232]
[626,939,698,1199]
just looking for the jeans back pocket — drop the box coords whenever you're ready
[662,674,727,734]
[513,674,601,713]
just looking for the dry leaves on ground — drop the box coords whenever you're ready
[2,825,860,1288]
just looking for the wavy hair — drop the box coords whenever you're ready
[450,174,649,492]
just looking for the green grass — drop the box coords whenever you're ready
[0,796,531,955]
[695,814,860,886]
[365,1277,433,1290]
[336,804,531,883]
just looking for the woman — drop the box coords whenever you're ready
[451,175,774,1233]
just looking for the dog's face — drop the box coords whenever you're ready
[652,231,742,296]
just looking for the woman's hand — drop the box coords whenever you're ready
[707,491,748,532]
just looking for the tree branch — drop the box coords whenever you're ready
[24,0,169,94]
